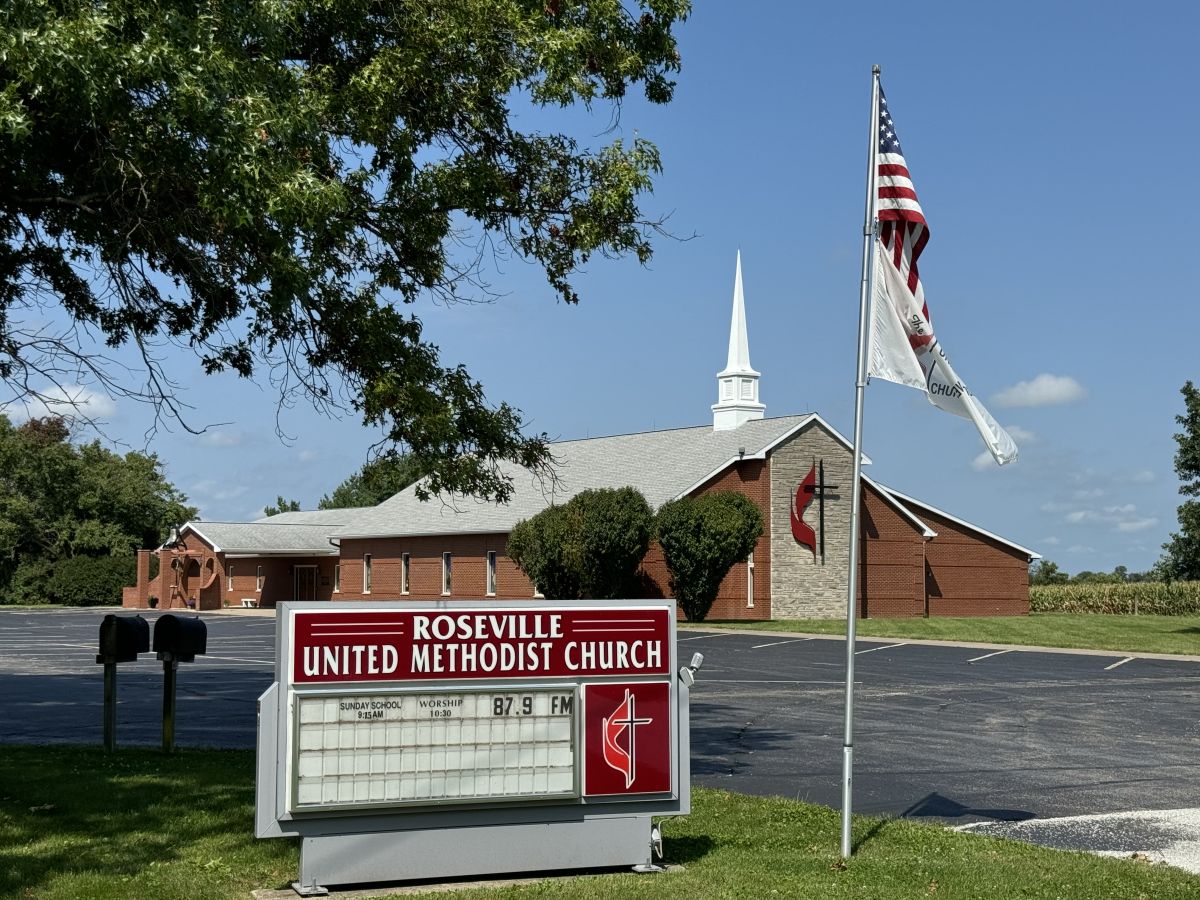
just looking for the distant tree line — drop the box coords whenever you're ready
[1034,381,1200,588]
[0,416,195,605]
[1029,560,1159,586]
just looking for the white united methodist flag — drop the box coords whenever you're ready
[867,86,1018,466]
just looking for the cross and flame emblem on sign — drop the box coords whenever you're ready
[601,688,654,789]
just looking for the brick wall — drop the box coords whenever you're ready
[912,502,1031,616]
[336,535,535,601]
[857,483,925,618]
[122,531,339,611]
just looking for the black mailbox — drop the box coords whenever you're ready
[153,615,207,662]
[96,614,150,664]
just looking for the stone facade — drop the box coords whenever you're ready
[769,421,856,618]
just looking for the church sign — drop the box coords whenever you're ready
[256,599,694,894]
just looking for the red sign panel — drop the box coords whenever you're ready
[291,607,671,684]
[583,682,672,796]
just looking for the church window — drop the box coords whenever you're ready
[722,378,734,400]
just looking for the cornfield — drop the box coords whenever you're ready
[1030,581,1200,615]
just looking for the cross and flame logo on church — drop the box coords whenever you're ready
[791,459,839,565]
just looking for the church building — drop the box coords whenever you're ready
[123,255,1037,619]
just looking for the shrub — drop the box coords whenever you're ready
[571,488,653,599]
[508,505,582,600]
[2,558,56,605]
[656,492,763,622]
[507,488,654,600]
[47,556,137,607]
[1030,581,1200,615]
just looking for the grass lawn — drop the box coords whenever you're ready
[696,612,1200,656]
[2,746,1198,899]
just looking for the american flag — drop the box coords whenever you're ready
[875,89,933,351]
[866,81,1017,465]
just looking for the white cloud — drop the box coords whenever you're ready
[970,451,994,471]
[1040,536,1061,546]
[189,480,249,504]
[6,385,117,423]
[200,429,246,448]
[1073,487,1106,500]
[1062,502,1158,535]
[1131,470,1156,484]
[298,449,319,463]
[1006,425,1037,442]
[993,374,1086,408]
[1116,518,1158,533]
[1067,545,1095,554]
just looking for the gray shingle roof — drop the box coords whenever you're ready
[183,522,342,555]
[332,415,833,540]
[253,508,373,525]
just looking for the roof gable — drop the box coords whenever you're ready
[875,484,1040,560]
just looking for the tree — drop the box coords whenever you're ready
[570,488,654,598]
[1,1,689,501]
[655,492,763,622]
[0,415,195,603]
[263,496,301,517]
[1029,559,1069,585]
[507,504,582,600]
[507,487,653,599]
[1159,381,1200,580]
[319,454,425,509]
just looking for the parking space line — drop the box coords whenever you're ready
[750,637,817,650]
[968,649,1016,664]
[677,632,739,642]
[1104,656,1135,671]
[855,642,907,655]
[706,679,858,685]
[199,655,276,666]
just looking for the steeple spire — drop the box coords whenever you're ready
[712,251,765,431]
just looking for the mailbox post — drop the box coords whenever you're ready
[95,615,150,751]
[152,615,207,753]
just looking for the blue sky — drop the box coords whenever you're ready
[13,2,1199,575]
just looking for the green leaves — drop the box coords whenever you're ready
[0,415,195,602]
[656,491,764,622]
[507,486,653,599]
[1160,382,1200,580]
[0,0,689,500]
[318,453,425,509]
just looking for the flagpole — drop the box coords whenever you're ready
[840,63,881,860]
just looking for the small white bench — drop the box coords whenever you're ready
[241,598,259,608]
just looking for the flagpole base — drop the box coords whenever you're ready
[840,744,854,858]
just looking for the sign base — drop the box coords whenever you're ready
[296,816,658,892]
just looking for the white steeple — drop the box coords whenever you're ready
[712,251,765,431]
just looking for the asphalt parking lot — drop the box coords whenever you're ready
[3,607,1199,867]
